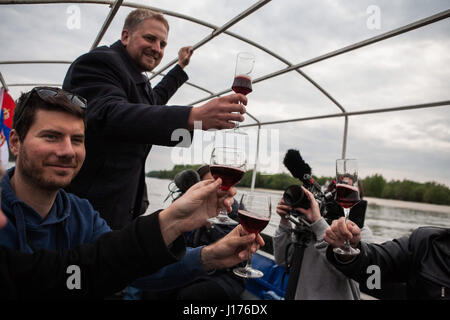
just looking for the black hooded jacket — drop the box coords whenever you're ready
[327,226,450,300]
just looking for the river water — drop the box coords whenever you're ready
[145,177,450,244]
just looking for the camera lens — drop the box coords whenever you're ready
[283,185,310,210]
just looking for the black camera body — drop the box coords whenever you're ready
[282,174,334,216]
[282,173,366,228]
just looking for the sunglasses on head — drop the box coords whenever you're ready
[15,87,87,122]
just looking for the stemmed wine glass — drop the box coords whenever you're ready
[231,52,255,134]
[333,159,361,256]
[207,147,247,225]
[233,193,272,278]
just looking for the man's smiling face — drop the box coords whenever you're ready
[121,18,168,72]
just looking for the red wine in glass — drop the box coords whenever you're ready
[335,184,360,209]
[238,210,270,234]
[210,165,245,191]
[233,193,271,278]
[232,75,253,95]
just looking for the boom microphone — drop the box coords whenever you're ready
[283,149,322,193]
[283,149,311,181]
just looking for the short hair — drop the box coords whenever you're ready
[13,87,86,141]
[123,8,169,33]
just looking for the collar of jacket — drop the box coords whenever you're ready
[110,40,148,85]
[0,167,71,254]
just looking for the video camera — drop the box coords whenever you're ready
[282,149,366,228]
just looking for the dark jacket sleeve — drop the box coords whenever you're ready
[326,236,412,284]
[63,49,192,146]
[151,64,189,105]
[0,211,185,299]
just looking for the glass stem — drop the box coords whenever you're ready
[245,245,252,269]
[343,208,351,249]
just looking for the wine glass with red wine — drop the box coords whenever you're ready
[231,52,255,133]
[208,147,247,225]
[333,159,361,256]
[233,193,271,278]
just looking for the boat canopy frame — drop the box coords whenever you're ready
[0,0,449,190]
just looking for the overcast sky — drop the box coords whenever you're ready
[1,0,449,187]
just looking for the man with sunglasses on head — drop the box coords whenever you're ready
[63,8,247,231]
[0,87,263,298]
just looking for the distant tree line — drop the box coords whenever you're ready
[146,166,450,206]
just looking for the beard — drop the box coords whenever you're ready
[16,147,80,192]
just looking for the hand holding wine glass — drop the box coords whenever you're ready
[208,147,247,225]
[233,193,271,278]
[333,159,361,256]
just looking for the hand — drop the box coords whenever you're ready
[324,217,361,248]
[159,178,226,245]
[276,198,291,224]
[178,46,193,68]
[200,224,265,271]
[187,94,247,130]
[295,187,321,223]
[276,187,321,224]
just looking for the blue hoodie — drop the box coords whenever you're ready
[0,167,208,291]
[0,167,111,254]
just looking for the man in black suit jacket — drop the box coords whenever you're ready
[63,9,247,229]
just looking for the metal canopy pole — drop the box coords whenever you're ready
[0,60,72,65]
[187,9,450,106]
[90,0,123,50]
[239,100,450,128]
[250,124,261,192]
[0,72,8,90]
[0,60,214,95]
[342,116,348,159]
[148,0,272,80]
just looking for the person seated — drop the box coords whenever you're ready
[144,165,246,300]
[324,218,449,300]
[273,184,373,299]
[0,87,263,297]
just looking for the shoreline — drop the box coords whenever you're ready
[238,186,450,214]
[146,178,450,215]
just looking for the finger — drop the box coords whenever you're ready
[225,93,248,106]
[276,204,291,212]
[221,112,245,123]
[217,189,228,197]
[215,121,237,130]
[256,233,265,246]
[236,224,248,236]
[223,198,232,212]
[227,187,237,198]
[238,249,249,260]
[230,233,256,249]
[324,230,338,243]
[302,186,319,208]
[222,103,246,114]
[337,218,352,240]
[294,207,308,215]
[276,207,290,216]
[198,177,222,195]
[187,178,214,192]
